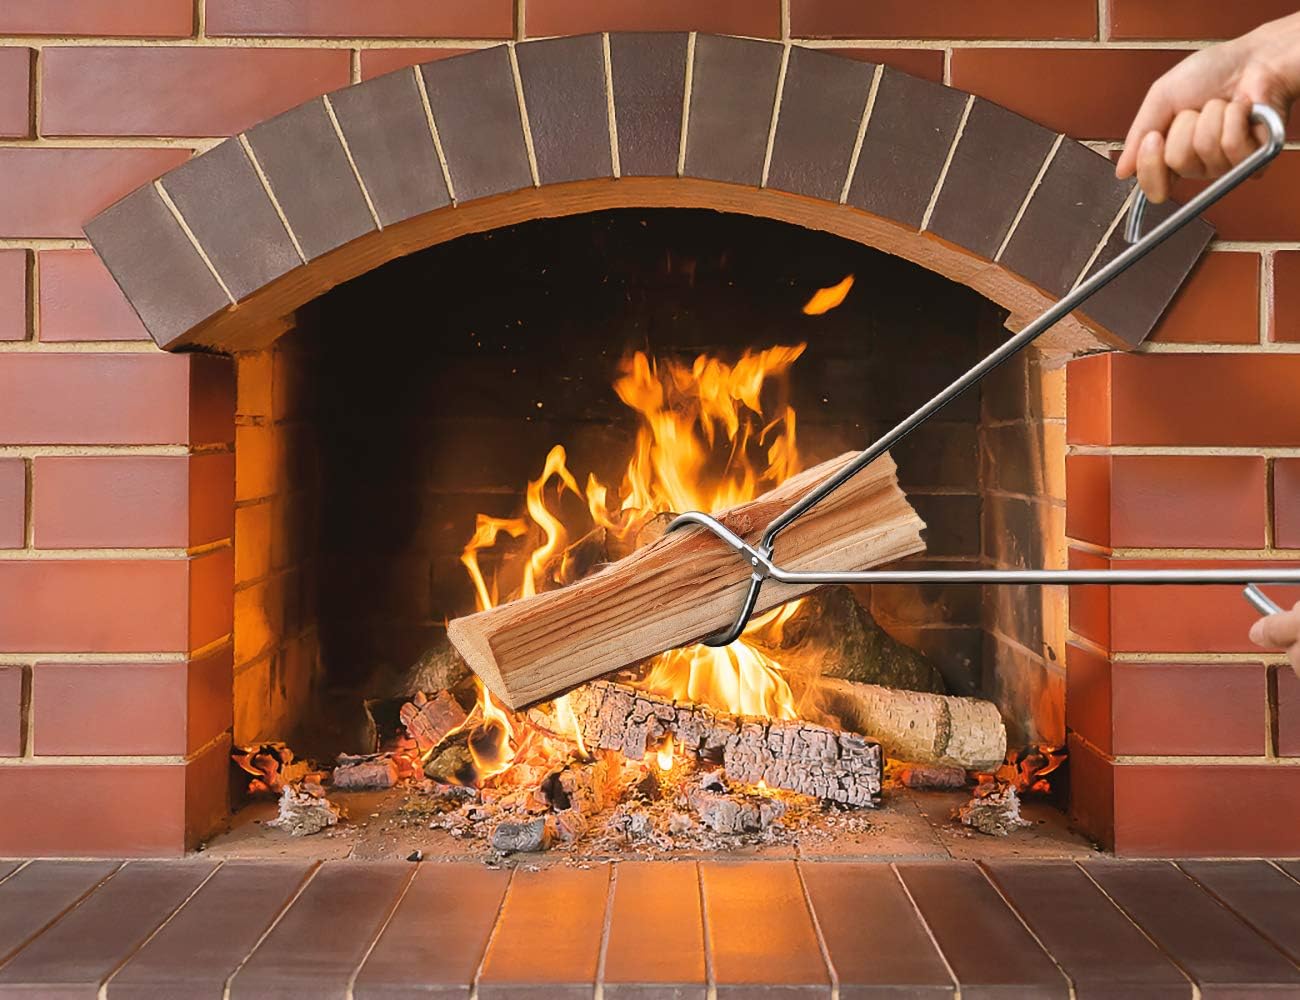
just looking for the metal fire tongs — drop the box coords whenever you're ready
[670,103,1298,646]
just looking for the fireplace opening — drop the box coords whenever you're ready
[223,208,1073,854]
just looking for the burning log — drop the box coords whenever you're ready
[687,772,787,834]
[400,690,468,751]
[751,585,947,694]
[896,763,969,790]
[817,677,1006,772]
[448,450,925,708]
[568,680,882,806]
[331,756,399,790]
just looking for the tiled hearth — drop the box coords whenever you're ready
[2,858,1299,997]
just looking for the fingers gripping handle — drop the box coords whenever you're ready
[1124,103,1286,243]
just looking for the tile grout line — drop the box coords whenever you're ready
[0,862,125,972]
[793,862,839,999]
[506,42,540,187]
[780,0,791,40]
[759,42,791,188]
[838,62,882,204]
[920,94,973,233]
[98,861,226,1000]
[1070,185,1136,291]
[888,864,961,996]
[222,861,322,1000]
[601,33,620,179]
[975,863,1077,1000]
[349,48,360,84]
[695,861,717,1000]
[0,860,29,888]
[1169,862,1300,972]
[942,46,952,84]
[994,133,1064,262]
[1267,661,1280,758]
[321,94,383,229]
[1073,861,1202,1000]
[411,65,457,206]
[1268,860,1300,887]
[469,866,516,1000]
[153,180,236,303]
[237,134,307,263]
[593,862,617,1000]
[677,32,696,177]
[29,47,40,139]
[515,0,525,41]
[345,865,419,1000]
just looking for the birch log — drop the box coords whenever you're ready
[447,451,925,708]
[817,677,1007,771]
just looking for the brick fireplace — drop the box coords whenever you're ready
[2,1,1299,859]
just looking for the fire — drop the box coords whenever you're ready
[801,274,854,315]
[459,340,811,741]
[465,680,516,781]
[655,737,675,772]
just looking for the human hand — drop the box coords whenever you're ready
[1249,600,1300,678]
[1116,13,1300,203]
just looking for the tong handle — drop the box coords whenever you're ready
[1244,583,1284,617]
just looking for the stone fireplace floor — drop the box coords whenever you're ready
[1,857,1299,997]
[201,786,1097,863]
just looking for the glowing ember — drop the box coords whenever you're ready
[801,274,854,315]
[656,737,675,772]
[461,342,811,722]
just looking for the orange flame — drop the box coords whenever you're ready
[655,737,675,772]
[801,274,854,315]
[463,679,515,782]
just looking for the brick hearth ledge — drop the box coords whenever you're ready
[82,34,1211,356]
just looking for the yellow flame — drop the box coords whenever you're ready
[552,693,590,759]
[464,679,515,782]
[461,343,811,724]
[656,737,675,772]
[801,274,854,315]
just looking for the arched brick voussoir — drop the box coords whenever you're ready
[83,33,1212,357]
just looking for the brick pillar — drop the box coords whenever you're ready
[1065,345,1300,856]
[0,344,235,857]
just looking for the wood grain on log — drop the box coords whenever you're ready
[568,680,882,807]
[448,451,925,708]
[818,677,1007,771]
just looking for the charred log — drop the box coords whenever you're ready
[568,680,882,807]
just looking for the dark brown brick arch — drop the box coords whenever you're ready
[82,32,1212,355]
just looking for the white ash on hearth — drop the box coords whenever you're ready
[270,782,343,836]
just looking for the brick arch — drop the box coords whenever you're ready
[82,33,1211,356]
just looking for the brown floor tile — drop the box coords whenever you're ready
[895,861,1069,999]
[799,861,953,998]
[0,860,119,965]
[1083,861,1300,996]
[228,861,411,1000]
[0,861,214,998]
[1278,860,1300,882]
[602,862,707,1000]
[1177,861,1300,965]
[107,861,313,1000]
[700,860,832,997]
[477,864,610,1000]
[984,861,1190,1000]
[353,863,509,1000]
[0,863,20,883]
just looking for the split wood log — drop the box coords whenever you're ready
[448,451,925,708]
[817,677,1007,771]
[568,680,882,806]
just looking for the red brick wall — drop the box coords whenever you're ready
[0,0,1295,856]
